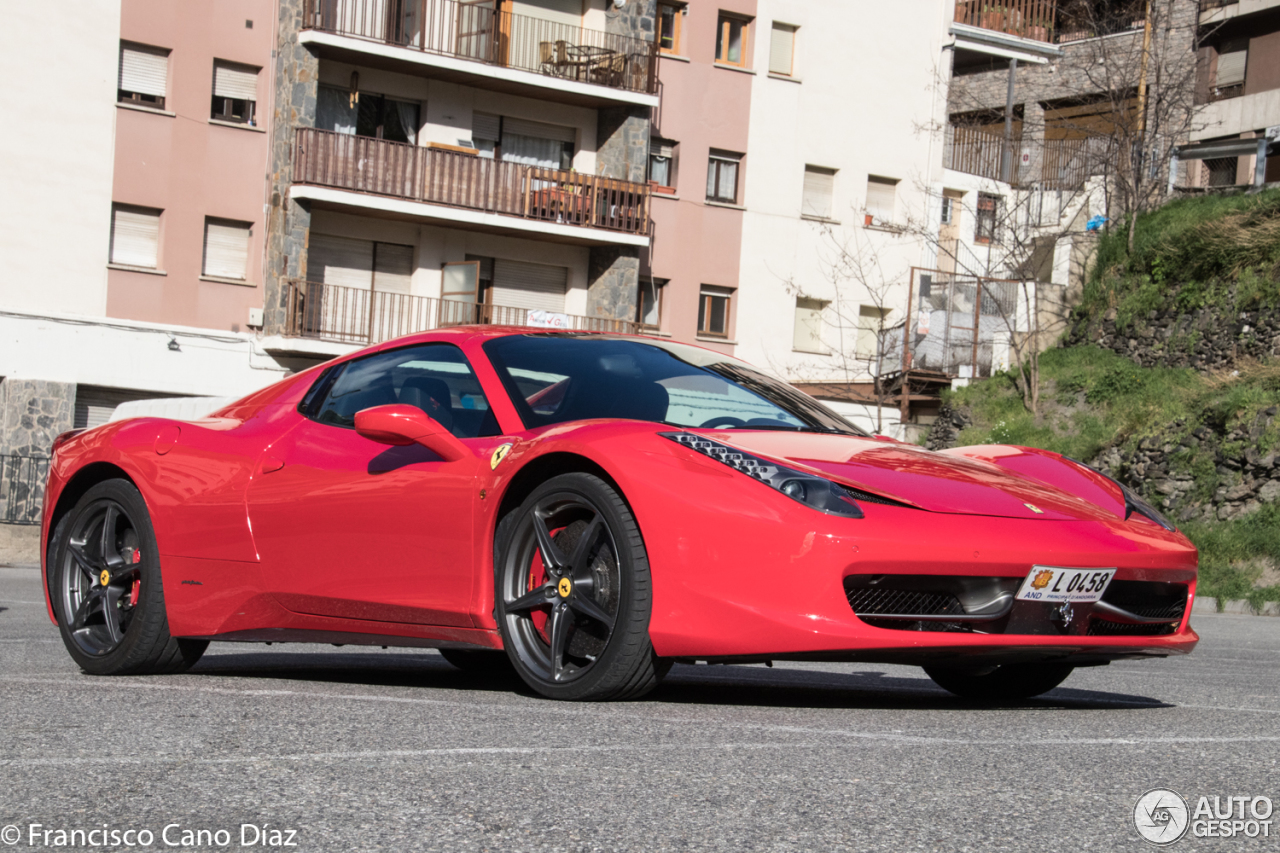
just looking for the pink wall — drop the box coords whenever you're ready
[645,0,756,353]
[107,0,274,332]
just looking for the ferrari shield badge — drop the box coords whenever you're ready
[1031,569,1054,590]
[490,443,513,470]
[1024,503,1044,514]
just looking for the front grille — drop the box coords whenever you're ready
[1087,620,1177,637]
[845,586,964,617]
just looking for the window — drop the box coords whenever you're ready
[202,218,252,280]
[649,139,677,190]
[941,196,954,225]
[802,166,835,219]
[211,60,259,124]
[715,13,750,67]
[865,176,898,225]
[473,113,574,170]
[316,86,419,144]
[657,3,683,54]
[482,336,865,434]
[975,192,1001,244]
[769,23,796,76]
[793,298,827,353]
[109,204,161,269]
[637,278,665,328]
[706,150,741,204]
[118,42,169,109]
[1214,39,1248,96]
[307,342,499,438]
[697,285,733,337]
[856,306,889,360]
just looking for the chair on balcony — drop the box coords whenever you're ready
[590,51,627,88]
[539,40,570,77]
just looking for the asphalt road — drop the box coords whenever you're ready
[1,564,1278,852]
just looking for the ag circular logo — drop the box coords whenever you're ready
[1135,788,1191,845]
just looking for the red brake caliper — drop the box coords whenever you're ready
[129,549,141,606]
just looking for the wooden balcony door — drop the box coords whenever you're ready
[456,0,497,62]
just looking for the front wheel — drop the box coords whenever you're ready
[924,662,1074,701]
[50,479,207,675]
[495,473,668,701]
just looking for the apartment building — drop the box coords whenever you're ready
[259,0,658,358]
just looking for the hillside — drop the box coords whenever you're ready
[930,189,1280,609]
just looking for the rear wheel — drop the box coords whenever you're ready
[495,473,668,701]
[924,662,1074,701]
[51,479,206,675]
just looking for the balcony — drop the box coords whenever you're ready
[281,279,639,346]
[291,127,650,246]
[946,125,1113,190]
[954,0,1058,43]
[301,0,658,108]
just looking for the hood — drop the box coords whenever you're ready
[695,431,1119,522]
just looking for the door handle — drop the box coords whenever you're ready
[260,456,285,474]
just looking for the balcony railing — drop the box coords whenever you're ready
[282,279,640,346]
[954,0,1058,42]
[304,0,658,95]
[294,128,650,237]
[947,125,1021,183]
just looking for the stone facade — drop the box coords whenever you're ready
[263,0,318,334]
[1067,303,1280,371]
[0,378,74,526]
[586,245,641,321]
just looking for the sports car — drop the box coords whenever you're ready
[40,327,1198,701]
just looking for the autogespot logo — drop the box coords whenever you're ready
[1135,788,1191,845]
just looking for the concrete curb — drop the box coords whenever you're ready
[1192,596,1280,617]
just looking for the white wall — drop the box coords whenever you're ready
[734,0,952,384]
[0,1,120,316]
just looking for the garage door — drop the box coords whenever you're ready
[74,386,171,430]
[491,259,567,312]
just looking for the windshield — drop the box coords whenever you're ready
[483,335,865,435]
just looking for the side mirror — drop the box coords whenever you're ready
[354,405,469,461]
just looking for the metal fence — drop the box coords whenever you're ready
[294,128,651,236]
[882,268,1022,381]
[304,0,659,95]
[1,455,49,526]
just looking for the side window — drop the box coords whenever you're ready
[307,343,499,438]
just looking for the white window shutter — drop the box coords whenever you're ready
[214,61,259,101]
[119,44,168,96]
[373,243,414,294]
[793,298,825,352]
[866,176,898,221]
[110,206,160,268]
[802,167,834,218]
[501,117,576,144]
[1216,50,1247,87]
[472,112,501,142]
[309,234,374,289]
[202,218,251,280]
[769,24,795,76]
[491,260,568,312]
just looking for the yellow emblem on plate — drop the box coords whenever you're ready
[1024,503,1044,514]
[1031,569,1054,590]
[558,577,572,598]
[99,570,110,586]
[490,443,513,470]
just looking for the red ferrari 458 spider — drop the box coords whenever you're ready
[40,328,1197,701]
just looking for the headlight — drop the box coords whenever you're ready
[660,432,864,518]
[1064,456,1176,531]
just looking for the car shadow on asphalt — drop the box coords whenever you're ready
[189,651,1170,710]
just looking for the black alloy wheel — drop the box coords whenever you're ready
[51,479,206,675]
[923,662,1075,701]
[496,473,668,700]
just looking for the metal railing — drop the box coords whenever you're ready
[954,0,1057,42]
[294,128,651,236]
[304,0,658,95]
[1,455,49,526]
[946,125,1020,183]
[283,279,640,345]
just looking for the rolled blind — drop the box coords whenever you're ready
[373,242,413,293]
[502,117,576,144]
[769,24,795,75]
[214,61,259,100]
[1216,50,1247,87]
[793,298,824,352]
[119,43,168,96]
[802,166,834,218]
[309,233,373,289]
[492,259,568,312]
[110,206,160,268]
[203,219,251,280]
[472,112,501,142]
[865,176,898,221]
[650,140,674,159]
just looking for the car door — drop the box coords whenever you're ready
[245,342,502,627]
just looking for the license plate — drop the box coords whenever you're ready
[1015,566,1116,603]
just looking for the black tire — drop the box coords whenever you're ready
[495,473,669,701]
[438,648,514,673]
[50,479,207,675]
[924,662,1074,701]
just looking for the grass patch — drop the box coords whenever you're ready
[1184,504,1280,611]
